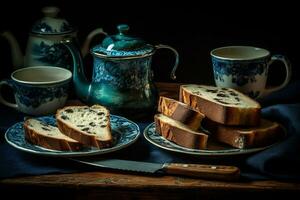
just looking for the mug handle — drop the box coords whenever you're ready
[81,28,108,57]
[155,44,179,80]
[0,80,18,109]
[262,55,292,97]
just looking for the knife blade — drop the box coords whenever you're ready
[71,158,240,181]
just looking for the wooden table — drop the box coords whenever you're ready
[1,82,299,199]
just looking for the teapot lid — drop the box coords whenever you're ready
[31,7,75,35]
[91,24,154,58]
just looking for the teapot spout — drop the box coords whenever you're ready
[62,39,91,102]
[1,31,24,69]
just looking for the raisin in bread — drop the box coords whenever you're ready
[158,96,205,130]
[155,114,208,149]
[180,85,261,126]
[203,118,285,149]
[24,118,83,151]
[56,105,113,149]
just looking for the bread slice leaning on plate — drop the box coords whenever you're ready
[24,118,83,151]
[56,105,113,149]
[155,114,208,149]
[158,96,205,130]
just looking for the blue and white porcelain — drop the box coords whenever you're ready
[31,7,74,35]
[5,115,140,157]
[0,66,72,115]
[1,7,106,70]
[211,46,292,99]
[63,24,179,118]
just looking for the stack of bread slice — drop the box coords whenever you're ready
[155,85,285,149]
[23,105,113,151]
[155,96,208,149]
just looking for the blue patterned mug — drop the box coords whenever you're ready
[0,66,72,115]
[211,46,292,99]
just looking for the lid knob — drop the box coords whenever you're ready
[117,24,129,35]
[94,24,154,54]
[42,6,60,18]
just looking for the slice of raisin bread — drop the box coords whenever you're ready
[56,105,113,149]
[203,118,285,149]
[180,85,261,126]
[155,114,208,149]
[24,118,83,151]
[158,96,205,130]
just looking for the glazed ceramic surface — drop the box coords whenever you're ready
[24,7,76,69]
[31,7,74,35]
[24,34,75,70]
[1,6,106,70]
[0,66,71,115]
[211,46,292,99]
[90,53,158,117]
[5,115,140,157]
[64,24,179,119]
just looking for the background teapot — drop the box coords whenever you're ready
[1,6,106,70]
[64,24,179,119]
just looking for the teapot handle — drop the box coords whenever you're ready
[155,44,179,80]
[81,28,108,57]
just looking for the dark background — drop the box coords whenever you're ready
[1,0,299,84]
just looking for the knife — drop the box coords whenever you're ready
[71,158,240,181]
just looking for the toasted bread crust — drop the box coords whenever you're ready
[158,96,205,130]
[155,114,208,149]
[203,119,285,148]
[24,120,82,151]
[180,85,261,126]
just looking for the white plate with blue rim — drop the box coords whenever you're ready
[5,115,140,157]
[143,122,280,156]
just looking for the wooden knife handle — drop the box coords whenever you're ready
[163,163,240,181]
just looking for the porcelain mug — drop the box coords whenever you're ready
[211,46,292,99]
[0,66,72,115]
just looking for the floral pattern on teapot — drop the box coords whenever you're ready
[93,58,152,90]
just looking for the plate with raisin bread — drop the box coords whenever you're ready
[144,121,285,156]
[5,114,140,157]
[147,86,285,156]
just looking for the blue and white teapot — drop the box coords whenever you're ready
[1,6,105,70]
[64,24,179,118]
